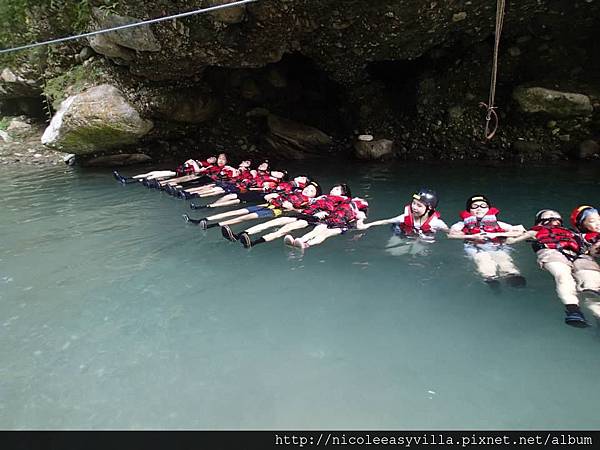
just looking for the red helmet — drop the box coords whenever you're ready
[570,205,597,231]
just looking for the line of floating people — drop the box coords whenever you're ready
[113,153,600,329]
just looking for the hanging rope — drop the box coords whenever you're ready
[479,0,506,140]
[0,0,257,55]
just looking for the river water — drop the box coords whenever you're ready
[1,161,600,429]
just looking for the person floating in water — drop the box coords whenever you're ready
[234,184,352,248]
[505,208,600,327]
[284,196,369,249]
[359,188,448,256]
[448,194,527,289]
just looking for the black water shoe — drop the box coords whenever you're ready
[221,225,236,241]
[565,309,589,328]
[504,274,527,288]
[239,232,252,248]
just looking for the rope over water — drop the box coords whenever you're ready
[480,0,506,141]
[0,0,257,54]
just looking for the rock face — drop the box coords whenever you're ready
[2,0,600,162]
[512,86,593,117]
[6,117,37,139]
[264,114,332,158]
[81,153,152,167]
[41,84,154,155]
[144,87,219,123]
[87,7,160,64]
[209,0,246,24]
[0,68,42,99]
[354,138,394,160]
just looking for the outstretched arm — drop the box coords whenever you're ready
[359,215,403,230]
[504,230,537,245]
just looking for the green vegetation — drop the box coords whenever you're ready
[43,61,106,109]
[0,1,121,67]
[0,116,11,131]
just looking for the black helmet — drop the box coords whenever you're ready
[413,188,439,210]
[466,194,491,210]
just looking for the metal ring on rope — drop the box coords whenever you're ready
[479,102,499,140]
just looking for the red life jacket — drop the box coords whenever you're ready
[531,225,580,254]
[274,181,295,194]
[303,195,349,216]
[398,204,441,236]
[269,192,309,209]
[583,232,600,246]
[459,207,506,234]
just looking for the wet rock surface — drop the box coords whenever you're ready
[1,0,600,165]
[41,84,154,155]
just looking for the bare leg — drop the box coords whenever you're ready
[210,194,239,206]
[244,217,298,236]
[218,213,261,226]
[206,199,241,208]
[296,224,328,244]
[263,220,309,242]
[205,208,251,221]
[305,227,343,247]
[197,189,226,198]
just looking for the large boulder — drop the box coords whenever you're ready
[0,68,42,99]
[41,84,154,155]
[512,86,593,117]
[6,117,38,139]
[265,114,332,158]
[88,34,135,65]
[87,7,161,62]
[354,136,394,160]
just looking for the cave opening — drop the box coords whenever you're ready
[366,57,430,115]
[250,52,353,137]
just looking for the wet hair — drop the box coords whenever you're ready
[332,183,352,197]
[275,169,289,181]
[306,181,322,197]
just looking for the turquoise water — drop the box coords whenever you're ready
[1,161,600,430]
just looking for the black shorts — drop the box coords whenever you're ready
[238,192,266,203]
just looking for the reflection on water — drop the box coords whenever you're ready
[1,161,600,429]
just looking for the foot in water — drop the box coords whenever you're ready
[283,235,295,246]
[238,232,253,248]
[564,308,589,328]
[190,203,207,210]
[221,225,237,241]
[112,170,122,181]
[484,277,501,292]
[293,238,309,249]
[504,274,527,288]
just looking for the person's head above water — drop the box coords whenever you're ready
[411,188,438,217]
[570,205,600,232]
[257,161,269,172]
[329,183,351,197]
[302,182,321,198]
[206,156,217,164]
[535,209,563,227]
[466,194,491,219]
[238,160,251,169]
[217,153,227,166]
[293,175,309,189]
[270,169,288,181]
